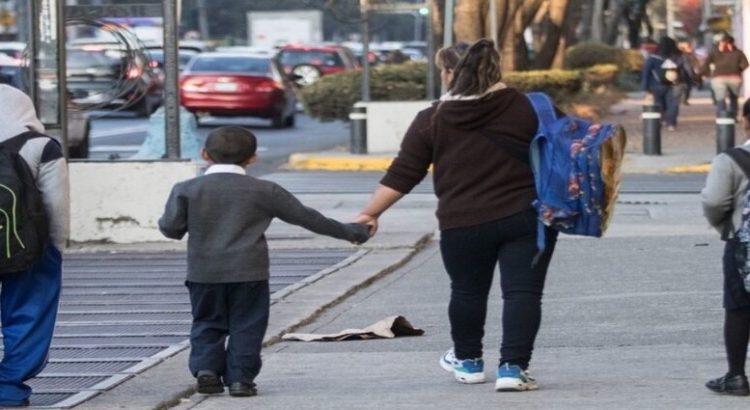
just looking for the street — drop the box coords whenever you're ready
[87,112,350,176]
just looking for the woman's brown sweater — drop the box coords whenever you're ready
[380,87,540,230]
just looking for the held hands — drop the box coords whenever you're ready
[355,213,379,237]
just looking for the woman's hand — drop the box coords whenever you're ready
[355,213,379,237]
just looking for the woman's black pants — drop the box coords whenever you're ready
[440,208,557,370]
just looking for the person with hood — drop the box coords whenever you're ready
[0,84,70,407]
[354,39,557,392]
[702,34,749,116]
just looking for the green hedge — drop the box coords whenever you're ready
[504,69,583,101]
[564,42,623,70]
[300,63,427,122]
[301,63,591,121]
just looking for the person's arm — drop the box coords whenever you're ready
[739,51,749,73]
[355,185,405,236]
[36,139,70,250]
[158,185,188,240]
[271,184,370,243]
[701,51,715,77]
[701,154,735,230]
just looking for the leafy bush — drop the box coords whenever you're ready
[302,64,585,121]
[504,69,583,101]
[582,64,619,88]
[300,63,427,122]
[564,42,622,69]
[620,49,645,72]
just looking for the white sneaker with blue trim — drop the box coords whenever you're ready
[439,348,486,384]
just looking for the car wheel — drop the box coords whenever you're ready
[271,112,285,129]
[291,64,322,87]
[68,120,90,159]
[134,96,153,118]
[285,113,296,128]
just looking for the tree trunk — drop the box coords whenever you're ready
[531,0,570,69]
[454,0,486,42]
[604,0,627,45]
[591,0,605,41]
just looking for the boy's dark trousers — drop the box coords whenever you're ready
[186,280,269,385]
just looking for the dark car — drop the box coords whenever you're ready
[66,46,163,117]
[144,47,201,72]
[0,55,91,159]
[277,45,359,86]
[180,52,297,128]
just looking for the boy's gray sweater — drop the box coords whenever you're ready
[158,169,369,283]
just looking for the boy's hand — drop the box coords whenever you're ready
[346,223,371,245]
[354,213,378,237]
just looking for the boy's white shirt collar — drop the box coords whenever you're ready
[205,164,247,175]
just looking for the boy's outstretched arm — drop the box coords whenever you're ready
[271,184,368,243]
[158,186,188,240]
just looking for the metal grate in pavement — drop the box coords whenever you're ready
[9,248,358,408]
[42,361,140,374]
[28,376,109,390]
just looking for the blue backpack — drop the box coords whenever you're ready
[526,92,627,250]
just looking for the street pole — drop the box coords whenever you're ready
[703,0,712,48]
[426,1,436,100]
[489,0,498,47]
[163,0,181,158]
[441,0,454,94]
[666,0,675,38]
[197,0,210,40]
[360,0,370,102]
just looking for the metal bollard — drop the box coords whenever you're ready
[642,105,662,155]
[349,103,367,154]
[716,111,736,154]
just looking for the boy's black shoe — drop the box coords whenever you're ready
[229,382,257,397]
[705,374,750,396]
[196,370,224,394]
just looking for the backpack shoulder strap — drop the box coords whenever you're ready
[0,131,35,153]
[526,92,558,131]
[725,148,750,180]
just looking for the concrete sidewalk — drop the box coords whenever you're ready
[287,91,736,175]
[59,91,740,410]
[174,192,740,410]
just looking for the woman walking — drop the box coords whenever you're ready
[641,36,685,131]
[355,39,557,392]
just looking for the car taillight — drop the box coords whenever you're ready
[182,78,205,92]
[255,80,281,93]
[127,66,143,79]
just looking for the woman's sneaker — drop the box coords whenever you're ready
[439,348,486,384]
[495,363,538,392]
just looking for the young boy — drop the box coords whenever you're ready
[158,126,370,397]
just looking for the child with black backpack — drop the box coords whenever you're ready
[0,84,70,407]
[158,126,370,397]
[702,124,750,396]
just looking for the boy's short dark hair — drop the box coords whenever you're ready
[204,126,257,165]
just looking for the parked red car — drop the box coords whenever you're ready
[180,52,297,128]
[277,44,360,86]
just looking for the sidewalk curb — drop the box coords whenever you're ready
[665,163,710,173]
[287,153,393,172]
[156,235,434,410]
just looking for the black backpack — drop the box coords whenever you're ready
[0,133,49,274]
[725,148,750,292]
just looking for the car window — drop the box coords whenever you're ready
[67,50,118,68]
[189,56,269,73]
[278,50,344,68]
